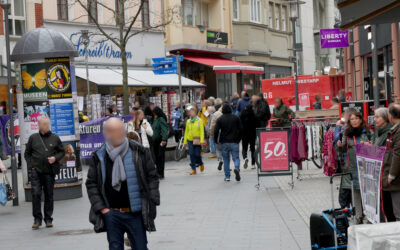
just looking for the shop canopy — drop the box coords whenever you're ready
[183,55,264,74]
[75,68,205,88]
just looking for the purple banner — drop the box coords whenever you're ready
[320,28,349,49]
[356,144,386,161]
[0,114,21,155]
[79,115,133,159]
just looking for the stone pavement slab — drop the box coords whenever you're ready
[0,155,310,250]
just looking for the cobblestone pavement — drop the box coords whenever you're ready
[0,154,312,250]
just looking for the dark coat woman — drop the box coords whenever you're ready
[151,107,169,179]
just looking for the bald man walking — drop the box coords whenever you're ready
[86,118,160,250]
[25,117,65,229]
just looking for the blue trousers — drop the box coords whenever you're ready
[222,143,240,178]
[209,138,216,154]
[188,141,203,170]
[104,211,148,250]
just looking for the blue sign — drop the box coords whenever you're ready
[152,56,183,64]
[153,68,178,75]
[50,102,75,137]
[153,62,177,69]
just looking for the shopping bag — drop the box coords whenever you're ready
[0,182,7,206]
[3,174,15,201]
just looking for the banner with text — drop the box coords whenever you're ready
[259,130,290,172]
[356,144,386,224]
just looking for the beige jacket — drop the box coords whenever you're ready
[209,107,223,139]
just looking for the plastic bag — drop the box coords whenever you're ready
[0,183,7,206]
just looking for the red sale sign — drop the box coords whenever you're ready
[259,131,290,172]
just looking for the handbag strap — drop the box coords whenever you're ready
[38,133,49,152]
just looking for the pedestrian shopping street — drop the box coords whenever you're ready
[0,156,341,250]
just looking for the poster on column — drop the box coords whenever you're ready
[259,130,290,172]
[21,63,48,101]
[23,101,49,142]
[49,99,75,141]
[45,58,72,99]
[55,141,82,184]
[356,144,386,224]
[0,114,21,154]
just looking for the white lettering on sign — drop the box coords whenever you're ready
[264,141,287,159]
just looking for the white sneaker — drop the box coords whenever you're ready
[224,177,230,182]
[251,164,256,169]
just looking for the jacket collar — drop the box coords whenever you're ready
[390,121,400,133]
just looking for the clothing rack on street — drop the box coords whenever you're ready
[290,117,338,180]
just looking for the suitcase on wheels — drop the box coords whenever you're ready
[310,173,356,249]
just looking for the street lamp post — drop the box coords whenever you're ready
[284,0,305,111]
[1,1,19,206]
[81,30,91,119]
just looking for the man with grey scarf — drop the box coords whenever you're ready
[86,118,160,250]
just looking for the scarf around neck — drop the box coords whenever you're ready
[106,138,129,191]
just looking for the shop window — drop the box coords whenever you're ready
[182,0,194,25]
[250,0,261,23]
[88,0,98,23]
[8,0,25,36]
[268,2,274,28]
[281,6,287,31]
[275,4,280,30]
[232,0,239,21]
[142,0,150,28]
[57,0,68,21]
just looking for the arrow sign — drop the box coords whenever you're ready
[152,56,183,64]
[153,68,178,75]
[152,62,177,69]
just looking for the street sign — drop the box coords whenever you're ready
[152,62,177,69]
[152,56,183,64]
[153,68,178,75]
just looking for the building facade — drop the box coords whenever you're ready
[231,0,293,95]
[164,0,264,100]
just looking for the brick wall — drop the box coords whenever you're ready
[35,3,43,28]
[0,6,4,35]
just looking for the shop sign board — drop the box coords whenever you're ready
[259,130,290,172]
[356,144,386,224]
[320,28,349,49]
[207,30,228,45]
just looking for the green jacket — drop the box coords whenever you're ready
[273,104,295,127]
[151,117,168,142]
[341,131,371,189]
[372,123,391,146]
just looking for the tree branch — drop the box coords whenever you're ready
[123,0,146,43]
[74,0,120,47]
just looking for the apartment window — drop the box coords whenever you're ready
[281,5,287,31]
[57,0,68,21]
[275,4,280,30]
[250,0,261,23]
[88,0,98,23]
[142,0,150,27]
[232,0,239,21]
[195,1,209,26]
[182,0,194,25]
[8,0,25,36]
[268,2,273,27]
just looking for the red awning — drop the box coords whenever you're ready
[184,55,264,74]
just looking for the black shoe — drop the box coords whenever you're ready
[244,159,249,169]
[217,161,223,171]
[234,169,241,181]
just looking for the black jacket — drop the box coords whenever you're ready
[254,99,271,127]
[214,106,242,144]
[86,140,160,233]
[24,131,65,175]
[239,104,257,139]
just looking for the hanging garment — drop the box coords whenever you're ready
[322,130,337,176]
[306,125,313,160]
[297,125,307,161]
[290,126,301,165]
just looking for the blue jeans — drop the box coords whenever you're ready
[209,138,216,154]
[188,141,203,170]
[104,210,148,250]
[222,143,240,178]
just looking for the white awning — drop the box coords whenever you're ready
[74,67,204,88]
